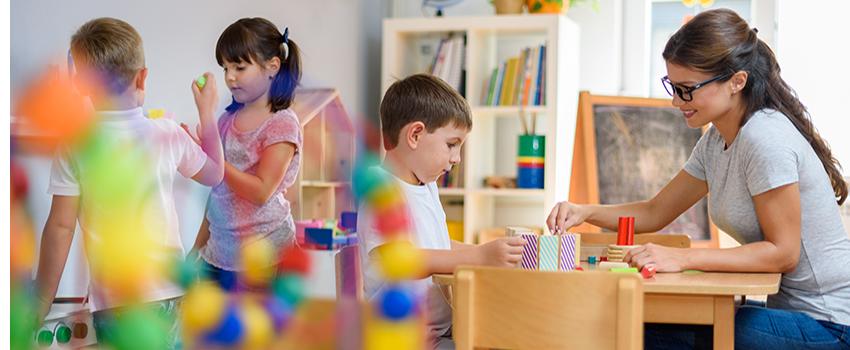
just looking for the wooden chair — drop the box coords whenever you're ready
[453,266,643,350]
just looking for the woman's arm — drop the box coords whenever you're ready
[224,142,296,205]
[548,170,708,233]
[626,183,801,273]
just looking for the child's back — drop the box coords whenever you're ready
[34,17,224,349]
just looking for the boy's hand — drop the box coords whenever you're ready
[474,237,525,267]
[179,123,202,146]
[191,72,218,118]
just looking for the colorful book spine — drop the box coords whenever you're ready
[485,67,498,105]
[520,234,539,270]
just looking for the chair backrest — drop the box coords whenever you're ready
[334,245,362,300]
[453,266,643,350]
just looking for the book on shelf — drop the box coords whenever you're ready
[438,159,464,189]
[429,34,466,96]
[481,43,547,107]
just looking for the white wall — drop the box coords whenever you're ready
[12,0,384,296]
[776,1,850,176]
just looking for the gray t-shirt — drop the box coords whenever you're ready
[684,108,850,325]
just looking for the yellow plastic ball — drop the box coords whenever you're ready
[368,183,404,211]
[241,238,276,286]
[365,319,424,350]
[375,240,424,281]
[240,298,274,350]
[181,282,227,334]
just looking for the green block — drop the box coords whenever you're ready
[196,75,207,89]
[611,267,639,273]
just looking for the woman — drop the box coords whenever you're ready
[548,8,850,349]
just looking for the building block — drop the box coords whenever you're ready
[611,267,639,273]
[305,228,333,250]
[558,233,580,271]
[598,261,630,270]
[538,235,558,271]
[506,226,534,237]
[641,265,657,279]
[519,234,539,270]
[588,256,597,264]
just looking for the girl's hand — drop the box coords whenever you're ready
[191,72,218,118]
[546,201,590,234]
[179,123,202,146]
[623,243,687,272]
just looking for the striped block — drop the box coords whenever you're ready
[539,235,559,271]
[558,233,581,271]
[520,234,539,270]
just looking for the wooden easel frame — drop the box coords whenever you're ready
[568,91,718,248]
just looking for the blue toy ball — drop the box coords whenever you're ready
[379,286,415,321]
[203,304,243,346]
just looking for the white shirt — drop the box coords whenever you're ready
[358,166,453,342]
[48,107,207,311]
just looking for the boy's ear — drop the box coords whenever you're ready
[135,68,148,91]
[405,121,427,149]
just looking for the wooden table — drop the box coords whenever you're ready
[433,263,781,350]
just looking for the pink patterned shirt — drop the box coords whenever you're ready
[201,108,302,270]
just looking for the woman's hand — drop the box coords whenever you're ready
[546,201,591,234]
[623,243,688,272]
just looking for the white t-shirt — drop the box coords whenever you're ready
[358,166,453,341]
[48,107,207,311]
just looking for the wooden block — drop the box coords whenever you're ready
[558,233,580,271]
[598,261,630,270]
[506,226,534,237]
[520,234,539,270]
[538,235,558,271]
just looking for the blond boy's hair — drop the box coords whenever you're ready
[71,17,145,93]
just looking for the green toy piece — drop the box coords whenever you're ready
[196,76,207,89]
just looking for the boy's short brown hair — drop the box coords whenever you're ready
[71,17,145,93]
[380,74,472,150]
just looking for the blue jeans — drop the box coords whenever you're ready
[645,301,850,349]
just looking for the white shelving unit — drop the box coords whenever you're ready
[382,14,580,243]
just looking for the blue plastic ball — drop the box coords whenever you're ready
[379,286,415,321]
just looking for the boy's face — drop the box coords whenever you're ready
[408,123,468,184]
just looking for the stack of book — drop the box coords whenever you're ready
[481,44,546,107]
[430,34,466,95]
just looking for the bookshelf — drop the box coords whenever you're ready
[382,15,580,243]
[286,88,356,221]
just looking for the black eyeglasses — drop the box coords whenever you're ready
[661,73,732,101]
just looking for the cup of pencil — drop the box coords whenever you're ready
[517,134,545,188]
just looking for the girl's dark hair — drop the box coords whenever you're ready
[215,17,301,113]
[663,8,847,205]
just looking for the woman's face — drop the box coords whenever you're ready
[664,62,741,129]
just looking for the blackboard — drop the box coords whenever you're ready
[569,92,716,245]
